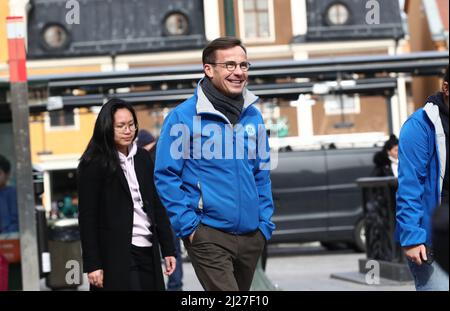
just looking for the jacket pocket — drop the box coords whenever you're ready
[191,223,204,245]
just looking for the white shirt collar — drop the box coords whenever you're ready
[117,141,137,162]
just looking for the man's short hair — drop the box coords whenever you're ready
[202,37,247,65]
[0,154,11,174]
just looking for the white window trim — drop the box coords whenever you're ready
[324,94,361,116]
[238,0,276,44]
[203,0,221,41]
[44,108,80,132]
[291,0,307,36]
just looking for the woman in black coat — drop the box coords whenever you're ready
[77,98,176,290]
[371,134,399,177]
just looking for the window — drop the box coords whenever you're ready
[239,0,275,42]
[49,110,74,127]
[45,108,80,131]
[164,12,189,36]
[42,24,69,50]
[325,3,350,26]
[324,94,360,115]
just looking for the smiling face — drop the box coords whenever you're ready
[203,46,248,97]
[113,108,137,154]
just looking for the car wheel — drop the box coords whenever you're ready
[349,218,366,253]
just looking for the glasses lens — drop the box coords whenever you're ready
[115,124,136,132]
[240,62,250,71]
[225,62,237,71]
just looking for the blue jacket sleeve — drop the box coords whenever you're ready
[6,187,19,233]
[396,118,429,246]
[254,122,275,241]
[154,111,200,238]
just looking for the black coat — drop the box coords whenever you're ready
[370,150,394,177]
[77,147,175,290]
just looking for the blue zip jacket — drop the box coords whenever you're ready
[0,186,19,234]
[154,81,275,240]
[396,101,446,247]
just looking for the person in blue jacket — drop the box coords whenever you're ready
[0,154,18,234]
[396,65,449,291]
[154,37,275,291]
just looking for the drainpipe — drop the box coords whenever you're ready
[224,0,236,36]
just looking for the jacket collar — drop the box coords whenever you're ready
[423,102,446,200]
[195,78,259,124]
[117,141,138,163]
[423,102,441,125]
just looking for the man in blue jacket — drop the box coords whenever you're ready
[396,66,449,291]
[0,155,18,234]
[154,37,275,291]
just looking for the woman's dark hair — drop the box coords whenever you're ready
[79,98,138,173]
[202,37,247,65]
[0,154,11,174]
[384,134,398,152]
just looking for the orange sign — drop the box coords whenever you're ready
[0,239,21,263]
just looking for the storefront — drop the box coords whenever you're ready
[33,155,79,219]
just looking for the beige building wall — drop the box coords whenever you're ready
[311,96,389,136]
[29,108,97,164]
[0,0,8,65]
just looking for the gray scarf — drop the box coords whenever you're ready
[201,77,244,125]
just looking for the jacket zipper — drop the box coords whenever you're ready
[233,111,247,234]
[198,106,253,233]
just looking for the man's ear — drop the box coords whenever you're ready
[443,81,449,97]
[204,64,214,79]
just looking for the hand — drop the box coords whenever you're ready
[88,269,104,288]
[403,244,427,265]
[164,256,176,276]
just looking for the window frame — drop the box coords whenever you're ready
[325,2,351,26]
[323,94,361,115]
[238,0,276,44]
[44,108,80,132]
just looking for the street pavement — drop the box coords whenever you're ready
[40,242,415,291]
[261,243,415,291]
[180,242,415,291]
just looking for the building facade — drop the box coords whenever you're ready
[404,0,449,110]
[0,0,426,213]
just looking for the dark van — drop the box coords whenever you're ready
[270,146,379,251]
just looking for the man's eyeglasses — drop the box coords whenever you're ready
[209,61,251,72]
[114,123,137,133]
